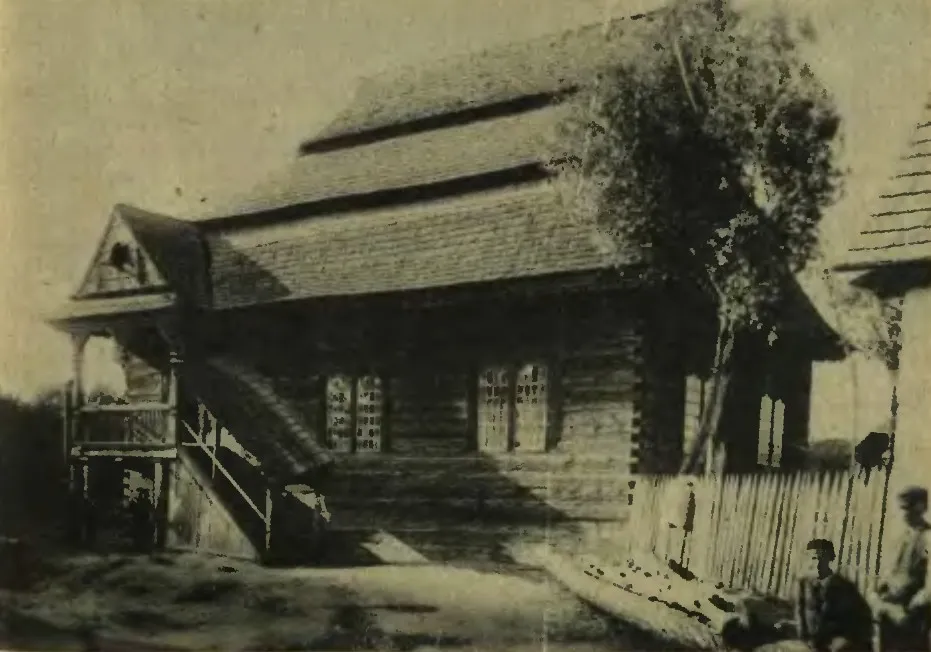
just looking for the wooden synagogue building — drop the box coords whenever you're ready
[46,15,841,564]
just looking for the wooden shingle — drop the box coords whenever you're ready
[840,100,931,269]
[207,181,635,310]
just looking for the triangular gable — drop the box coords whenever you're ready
[74,209,170,299]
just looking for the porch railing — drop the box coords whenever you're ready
[73,403,174,448]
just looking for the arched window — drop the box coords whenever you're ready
[324,374,384,454]
[477,364,548,453]
[758,394,785,467]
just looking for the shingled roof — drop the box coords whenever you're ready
[200,101,575,219]
[839,99,931,270]
[301,14,658,149]
[54,15,661,325]
[207,180,631,310]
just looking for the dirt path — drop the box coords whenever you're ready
[0,552,677,651]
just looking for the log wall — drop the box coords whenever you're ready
[212,287,656,563]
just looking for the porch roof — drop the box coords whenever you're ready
[837,98,931,271]
[45,291,177,327]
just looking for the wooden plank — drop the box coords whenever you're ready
[388,370,469,440]
[71,446,177,459]
[329,451,634,473]
[325,496,629,527]
[771,472,798,597]
[751,474,778,592]
[526,545,722,650]
[81,402,173,413]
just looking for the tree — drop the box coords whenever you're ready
[819,266,902,371]
[554,0,843,473]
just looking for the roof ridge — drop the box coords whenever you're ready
[300,10,661,148]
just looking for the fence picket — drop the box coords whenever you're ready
[617,468,909,602]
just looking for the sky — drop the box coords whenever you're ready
[0,0,928,400]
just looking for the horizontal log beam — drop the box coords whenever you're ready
[70,446,177,459]
[80,402,173,413]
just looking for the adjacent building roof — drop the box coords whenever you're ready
[838,99,931,270]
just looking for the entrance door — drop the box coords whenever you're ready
[478,367,511,452]
[514,363,548,452]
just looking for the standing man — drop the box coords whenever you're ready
[869,486,931,651]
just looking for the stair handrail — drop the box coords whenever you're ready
[181,420,269,526]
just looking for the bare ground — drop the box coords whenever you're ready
[0,550,684,651]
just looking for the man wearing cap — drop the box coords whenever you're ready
[794,538,872,651]
[724,538,871,652]
[869,485,931,651]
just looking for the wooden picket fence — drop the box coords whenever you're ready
[621,468,907,601]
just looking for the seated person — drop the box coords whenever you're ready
[793,538,872,652]
[868,486,931,651]
[722,539,871,652]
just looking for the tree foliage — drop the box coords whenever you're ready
[556,0,843,332]
[820,268,902,370]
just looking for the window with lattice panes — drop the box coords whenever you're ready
[324,374,385,454]
[354,376,384,453]
[478,367,510,452]
[477,364,549,453]
[514,364,548,452]
[758,394,785,467]
[325,375,355,453]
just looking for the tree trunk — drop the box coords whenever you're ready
[680,314,736,475]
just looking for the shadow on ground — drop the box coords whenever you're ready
[0,550,688,651]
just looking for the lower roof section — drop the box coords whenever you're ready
[207,180,638,311]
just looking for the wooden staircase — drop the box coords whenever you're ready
[175,357,333,565]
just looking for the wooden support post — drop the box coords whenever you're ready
[70,333,89,447]
[265,487,273,555]
[62,380,73,464]
[157,318,183,448]
[67,463,77,544]
[81,462,90,545]
[152,461,163,548]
